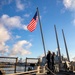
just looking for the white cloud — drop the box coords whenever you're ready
[0,14,28,30]
[24,14,30,17]
[0,24,10,55]
[63,0,75,11]
[56,48,61,51]
[0,43,9,55]
[72,19,75,26]
[0,14,22,28]
[43,7,47,13]
[16,35,21,39]
[0,0,13,8]
[9,40,32,56]
[72,57,75,61]
[0,0,25,11]
[22,25,28,30]
[63,0,75,25]
[0,14,30,56]
[0,24,10,42]
[16,0,25,11]
[39,54,45,58]
[63,0,71,9]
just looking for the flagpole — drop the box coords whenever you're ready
[54,25,61,61]
[62,29,70,61]
[54,25,61,69]
[37,8,46,57]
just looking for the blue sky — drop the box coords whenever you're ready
[0,0,75,61]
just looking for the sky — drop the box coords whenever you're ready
[0,0,75,61]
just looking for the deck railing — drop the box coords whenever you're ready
[0,57,18,73]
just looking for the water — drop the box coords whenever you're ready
[2,66,25,74]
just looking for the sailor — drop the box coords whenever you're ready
[51,52,55,72]
[46,50,51,70]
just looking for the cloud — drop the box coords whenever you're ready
[63,0,75,25]
[0,24,10,42]
[63,0,75,11]
[24,14,30,18]
[43,7,48,13]
[0,14,30,56]
[0,43,9,55]
[0,14,27,30]
[72,19,75,25]
[0,0,13,8]
[16,0,25,11]
[9,40,32,56]
[16,35,21,39]
[39,54,45,58]
[0,0,25,11]
[56,48,61,51]
[0,24,10,55]
[0,14,22,28]
[22,25,28,30]
[72,57,75,61]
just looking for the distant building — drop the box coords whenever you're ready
[18,58,22,63]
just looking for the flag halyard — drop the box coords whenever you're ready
[27,11,38,32]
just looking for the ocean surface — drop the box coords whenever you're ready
[2,66,26,74]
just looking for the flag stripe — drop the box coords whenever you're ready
[27,19,36,32]
[27,11,38,32]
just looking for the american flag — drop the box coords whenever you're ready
[27,11,38,32]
